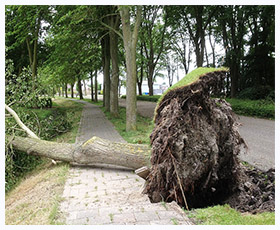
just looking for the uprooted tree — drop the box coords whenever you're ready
[6,67,274,213]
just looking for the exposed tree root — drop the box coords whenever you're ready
[144,69,275,213]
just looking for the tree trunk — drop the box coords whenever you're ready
[147,65,154,96]
[137,82,142,95]
[95,70,98,102]
[58,87,61,97]
[90,71,94,101]
[83,80,87,96]
[109,11,120,117]
[9,136,150,170]
[77,76,83,99]
[104,34,111,112]
[137,43,144,96]
[119,6,142,131]
[65,84,68,98]
[71,83,74,98]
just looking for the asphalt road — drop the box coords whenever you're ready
[119,98,275,171]
[237,116,275,171]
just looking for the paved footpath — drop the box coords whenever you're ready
[58,99,193,225]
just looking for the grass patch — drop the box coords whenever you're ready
[157,67,228,105]
[226,98,274,119]
[51,98,84,143]
[186,204,275,225]
[101,106,154,144]
[5,98,83,225]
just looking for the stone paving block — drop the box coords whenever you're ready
[156,210,185,221]
[112,212,136,224]
[76,209,99,219]
[68,217,89,225]
[134,211,160,222]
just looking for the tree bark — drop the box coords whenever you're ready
[58,87,61,97]
[119,6,142,131]
[65,84,68,98]
[71,83,74,98]
[103,34,111,111]
[90,71,94,101]
[137,42,144,96]
[83,80,87,96]
[109,10,120,117]
[77,76,83,99]
[9,136,150,170]
[95,70,98,102]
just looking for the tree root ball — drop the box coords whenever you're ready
[143,68,274,213]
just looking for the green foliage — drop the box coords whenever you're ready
[5,60,52,109]
[237,86,274,101]
[226,98,274,119]
[187,204,275,225]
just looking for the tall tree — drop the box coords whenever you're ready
[141,6,167,96]
[5,5,51,89]
[119,6,142,131]
[178,6,216,68]
[217,6,246,97]
[109,6,121,117]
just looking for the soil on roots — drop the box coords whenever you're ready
[144,70,275,213]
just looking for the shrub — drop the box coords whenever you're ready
[121,95,161,102]
[238,86,274,100]
[226,98,274,119]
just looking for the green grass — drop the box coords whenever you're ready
[186,204,275,225]
[103,107,154,144]
[51,98,84,143]
[226,98,274,119]
[158,67,228,105]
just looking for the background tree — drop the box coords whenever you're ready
[5,5,52,89]
[119,5,142,131]
[141,5,168,96]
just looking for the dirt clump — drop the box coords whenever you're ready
[144,68,275,213]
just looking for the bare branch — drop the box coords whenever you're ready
[5,104,39,139]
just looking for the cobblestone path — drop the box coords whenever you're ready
[58,100,193,225]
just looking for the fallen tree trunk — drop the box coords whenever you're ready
[143,67,274,213]
[9,136,150,170]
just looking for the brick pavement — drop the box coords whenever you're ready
[58,100,193,225]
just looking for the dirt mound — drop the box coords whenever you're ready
[227,166,275,213]
[144,68,275,213]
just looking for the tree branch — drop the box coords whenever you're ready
[5,104,39,139]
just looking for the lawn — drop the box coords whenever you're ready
[186,204,275,225]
